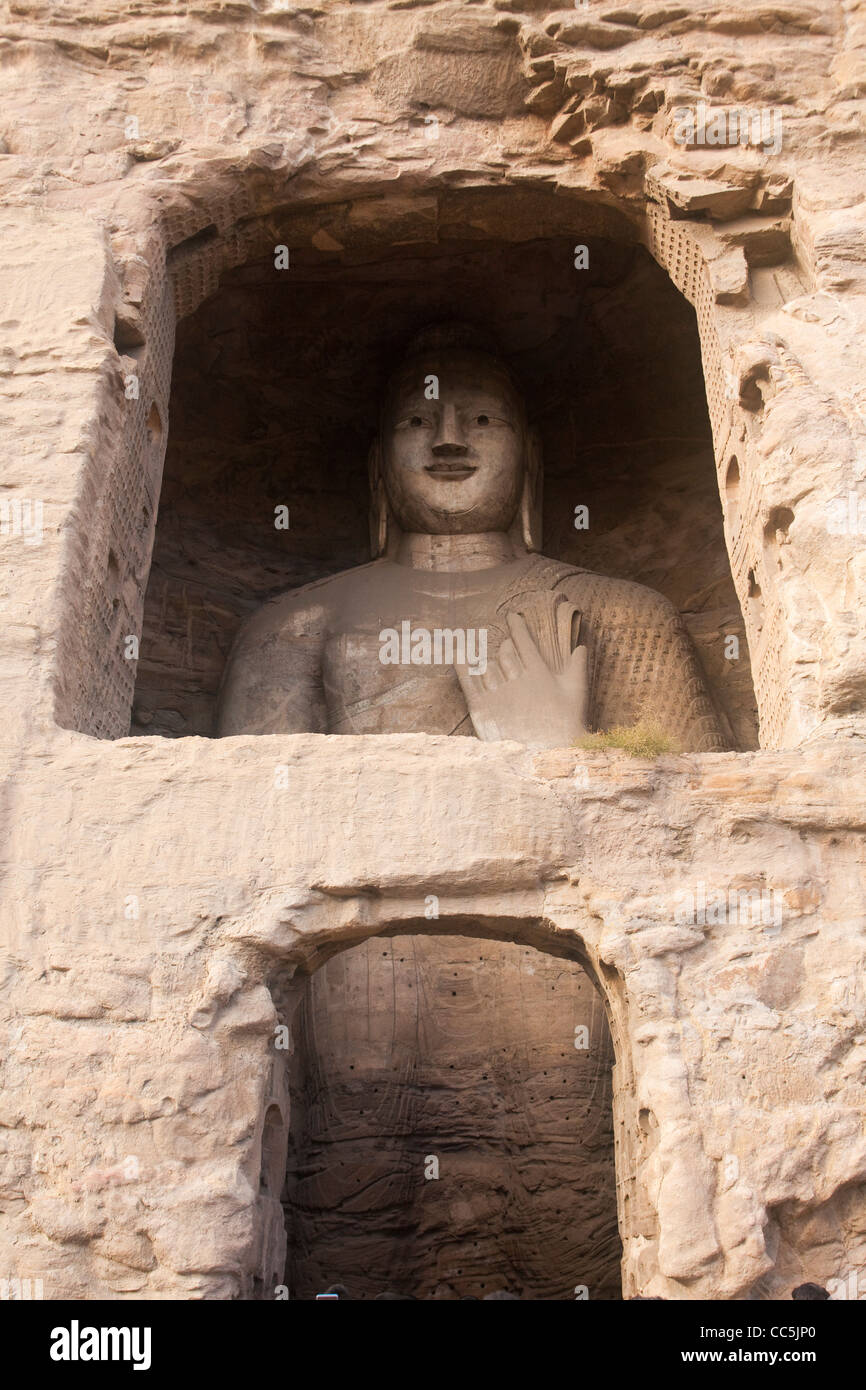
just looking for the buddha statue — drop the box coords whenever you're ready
[217,325,724,1288]
[217,323,724,753]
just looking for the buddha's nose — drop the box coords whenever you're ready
[431,404,468,456]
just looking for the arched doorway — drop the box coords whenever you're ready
[282,932,621,1300]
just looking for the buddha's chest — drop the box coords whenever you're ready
[321,591,506,736]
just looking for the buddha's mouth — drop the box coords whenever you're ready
[425,462,477,481]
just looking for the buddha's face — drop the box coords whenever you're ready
[381,352,525,535]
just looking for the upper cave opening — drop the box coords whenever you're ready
[130,227,757,747]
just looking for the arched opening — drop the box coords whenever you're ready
[275,928,622,1301]
[51,180,774,746]
[120,196,758,749]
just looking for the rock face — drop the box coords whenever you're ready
[1,0,866,1302]
[2,736,866,1300]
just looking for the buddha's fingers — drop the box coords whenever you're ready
[482,657,505,694]
[455,660,499,701]
[505,611,548,676]
[497,637,522,682]
[567,643,590,721]
[471,713,502,742]
[556,600,581,668]
[454,665,500,739]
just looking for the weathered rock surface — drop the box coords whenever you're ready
[1,735,865,1298]
[1,0,866,1301]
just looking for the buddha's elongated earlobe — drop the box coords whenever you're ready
[367,437,388,557]
[519,427,543,552]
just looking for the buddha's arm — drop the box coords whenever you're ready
[555,574,727,754]
[216,594,328,736]
[637,604,727,753]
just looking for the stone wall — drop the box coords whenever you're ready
[1,0,866,1301]
[1,735,865,1299]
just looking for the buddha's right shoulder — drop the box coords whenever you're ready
[232,560,386,643]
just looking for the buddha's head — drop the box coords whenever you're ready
[369,324,542,555]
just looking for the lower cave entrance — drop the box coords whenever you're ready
[281,933,621,1301]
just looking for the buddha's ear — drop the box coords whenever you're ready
[519,426,543,552]
[367,436,386,557]
[367,436,390,558]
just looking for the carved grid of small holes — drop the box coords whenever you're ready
[81,432,150,733]
[647,205,796,747]
[79,192,269,733]
[744,467,789,749]
[725,456,761,589]
[68,196,265,734]
[171,243,223,323]
[647,206,728,447]
[759,615,790,749]
[612,1068,640,1235]
[167,181,257,321]
[71,243,175,737]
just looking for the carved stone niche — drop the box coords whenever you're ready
[131,222,758,750]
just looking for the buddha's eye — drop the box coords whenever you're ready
[475,413,490,426]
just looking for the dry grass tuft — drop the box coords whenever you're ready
[575,720,679,759]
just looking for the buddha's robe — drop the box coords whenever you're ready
[218,554,725,752]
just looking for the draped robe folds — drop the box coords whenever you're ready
[217,554,726,752]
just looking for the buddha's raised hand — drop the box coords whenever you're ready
[456,604,589,751]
